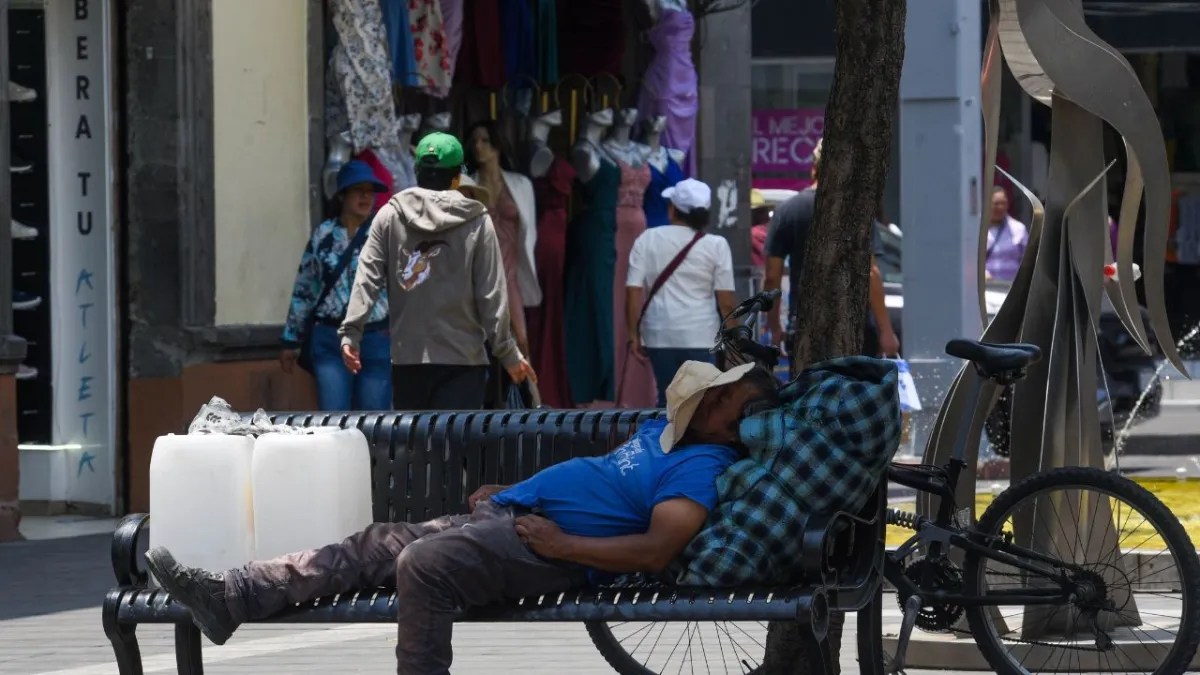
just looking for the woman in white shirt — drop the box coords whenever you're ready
[625,178,737,406]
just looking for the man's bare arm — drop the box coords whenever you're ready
[515,498,708,574]
[764,257,786,346]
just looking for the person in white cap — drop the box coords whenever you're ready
[625,178,738,406]
[143,361,779,674]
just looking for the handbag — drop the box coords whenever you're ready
[297,219,374,374]
[616,231,706,403]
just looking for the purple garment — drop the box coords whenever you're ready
[1109,216,1118,257]
[637,10,699,176]
[985,216,1029,281]
[439,0,464,83]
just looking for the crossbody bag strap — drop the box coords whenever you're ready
[636,231,706,331]
[313,215,374,314]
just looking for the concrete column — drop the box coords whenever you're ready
[697,4,753,295]
[899,0,984,452]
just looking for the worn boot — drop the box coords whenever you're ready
[145,547,240,645]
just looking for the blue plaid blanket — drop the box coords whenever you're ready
[671,356,901,587]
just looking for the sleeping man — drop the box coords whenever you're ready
[146,360,781,674]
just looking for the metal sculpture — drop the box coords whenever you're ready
[918,0,1180,642]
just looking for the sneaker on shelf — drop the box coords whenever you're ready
[11,219,37,240]
[16,363,38,381]
[8,80,37,103]
[13,291,42,311]
[10,152,32,174]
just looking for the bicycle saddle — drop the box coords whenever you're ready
[945,339,1041,381]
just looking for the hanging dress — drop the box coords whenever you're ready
[556,0,625,78]
[409,0,452,98]
[501,0,536,83]
[439,0,464,84]
[612,158,657,408]
[493,184,528,341]
[536,0,559,84]
[564,154,621,405]
[637,9,699,175]
[380,0,419,87]
[528,158,576,408]
[642,152,686,228]
[327,0,398,152]
[456,0,504,88]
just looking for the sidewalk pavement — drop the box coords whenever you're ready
[0,531,976,675]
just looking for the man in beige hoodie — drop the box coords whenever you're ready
[340,132,535,409]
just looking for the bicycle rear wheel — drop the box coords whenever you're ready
[964,466,1200,674]
[585,620,766,674]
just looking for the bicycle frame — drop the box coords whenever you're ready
[886,369,1088,610]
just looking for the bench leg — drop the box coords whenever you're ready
[102,595,144,675]
[174,623,204,675]
[856,587,885,675]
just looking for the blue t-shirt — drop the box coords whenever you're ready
[491,419,738,538]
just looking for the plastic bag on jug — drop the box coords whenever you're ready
[188,396,311,436]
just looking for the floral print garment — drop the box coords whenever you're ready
[410,0,452,98]
[282,219,389,346]
[328,0,401,152]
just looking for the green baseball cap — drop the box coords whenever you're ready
[415,132,464,169]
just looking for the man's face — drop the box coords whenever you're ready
[687,381,759,443]
[990,190,1009,224]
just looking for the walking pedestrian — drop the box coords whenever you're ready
[340,132,536,410]
[280,159,392,411]
[985,185,1029,282]
[625,178,737,406]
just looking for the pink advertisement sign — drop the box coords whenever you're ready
[752,109,825,175]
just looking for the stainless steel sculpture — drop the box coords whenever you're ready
[917,0,1180,645]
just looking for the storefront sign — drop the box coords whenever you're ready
[752,109,825,174]
[46,0,115,508]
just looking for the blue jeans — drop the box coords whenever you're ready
[310,323,392,411]
[645,347,714,407]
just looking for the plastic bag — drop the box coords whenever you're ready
[504,381,545,410]
[187,396,316,436]
[891,359,922,412]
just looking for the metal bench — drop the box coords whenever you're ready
[102,409,887,674]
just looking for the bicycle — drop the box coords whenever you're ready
[586,290,1200,675]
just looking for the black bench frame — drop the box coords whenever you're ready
[102,410,888,674]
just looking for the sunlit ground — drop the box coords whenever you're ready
[886,476,1200,549]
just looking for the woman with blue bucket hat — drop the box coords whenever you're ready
[280,160,393,410]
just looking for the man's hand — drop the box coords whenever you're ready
[507,359,537,384]
[767,318,786,349]
[341,344,361,374]
[279,348,300,374]
[514,514,569,559]
[879,330,901,358]
[468,484,507,511]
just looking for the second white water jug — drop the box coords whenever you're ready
[252,428,373,560]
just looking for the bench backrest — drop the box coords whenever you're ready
[266,410,662,523]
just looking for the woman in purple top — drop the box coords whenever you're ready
[986,186,1029,281]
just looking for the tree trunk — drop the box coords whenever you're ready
[762,0,906,672]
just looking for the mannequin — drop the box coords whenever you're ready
[423,111,453,135]
[322,130,354,200]
[528,109,563,178]
[526,111,576,407]
[565,108,622,405]
[603,108,649,169]
[643,0,687,21]
[642,114,686,171]
[607,107,657,408]
[571,108,615,182]
[641,114,687,228]
[400,113,423,149]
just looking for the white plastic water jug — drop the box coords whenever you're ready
[251,428,373,560]
[149,434,256,575]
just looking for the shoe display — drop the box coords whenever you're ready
[16,364,37,381]
[8,80,37,103]
[11,220,37,240]
[13,291,42,311]
[10,152,32,173]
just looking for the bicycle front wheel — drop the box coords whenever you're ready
[964,466,1200,674]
